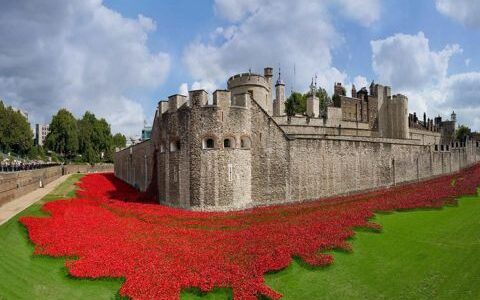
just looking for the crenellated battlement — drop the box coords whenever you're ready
[115,66,474,212]
[227,73,270,88]
[391,94,407,101]
[168,94,188,112]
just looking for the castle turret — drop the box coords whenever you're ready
[451,111,457,122]
[273,69,286,116]
[189,90,208,107]
[168,94,188,112]
[334,82,345,96]
[158,100,168,114]
[227,68,273,115]
[388,94,409,139]
[307,78,320,117]
[351,84,357,98]
[264,67,273,87]
[369,80,376,96]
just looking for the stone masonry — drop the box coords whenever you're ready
[114,67,480,211]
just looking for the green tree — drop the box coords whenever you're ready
[78,111,114,164]
[46,109,79,159]
[27,145,46,160]
[285,92,307,116]
[316,88,331,117]
[0,101,5,152]
[0,101,33,155]
[113,133,127,149]
[305,88,331,117]
[456,125,471,141]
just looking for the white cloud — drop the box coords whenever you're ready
[184,0,351,95]
[214,0,260,22]
[352,76,369,89]
[435,72,480,129]
[336,0,381,26]
[436,0,480,28]
[177,81,217,103]
[465,58,471,67]
[371,32,461,90]
[178,83,189,96]
[370,31,480,131]
[441,72,480,108]
[191,80,217,94]
[0,0,170,135]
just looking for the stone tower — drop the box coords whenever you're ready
[351,84,357,98]
[273,69,286,116]
[227,67,273,115]
[306,78,319,117]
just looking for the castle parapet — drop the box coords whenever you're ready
[227,73,269,88]
[213,90,231,108]
[158,100,168,114]
[189,90,208,107]
[227,69,272,114]
[168,94,188,112]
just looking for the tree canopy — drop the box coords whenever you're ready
[78,111,114,163]
[45,108,125,163]
[0,101,33,155]
[285,88,331,117]
[285,92,306,116]
[113,133,127,149]
[456,125,471,141]
[46,109,79,158]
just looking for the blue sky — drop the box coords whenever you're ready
[1,0,480,135]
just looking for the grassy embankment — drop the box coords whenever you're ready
[0,175,479,299]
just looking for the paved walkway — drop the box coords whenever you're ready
[0,175,70,226]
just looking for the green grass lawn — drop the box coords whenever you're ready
[0,174,123,300]
[1,175,479,300]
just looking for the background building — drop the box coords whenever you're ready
[34,124,49,146]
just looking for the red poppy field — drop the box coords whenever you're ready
[20,164,480,300]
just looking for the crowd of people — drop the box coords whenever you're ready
[0,159,60,172]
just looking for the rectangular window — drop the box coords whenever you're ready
[228,164,233,182]
[173,166,178,183]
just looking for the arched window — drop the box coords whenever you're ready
[223,137,235,149]
[170,140,180,152]
[160,143,165,153]
[240,136,251,149]
[202,138,215,149]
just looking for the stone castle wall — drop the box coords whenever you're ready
[1,164,114,206]
[250,135,479,207]
[0,166,62,206]
[114,90,480,211]
[113,69,480,211]
[114,140,153,193]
